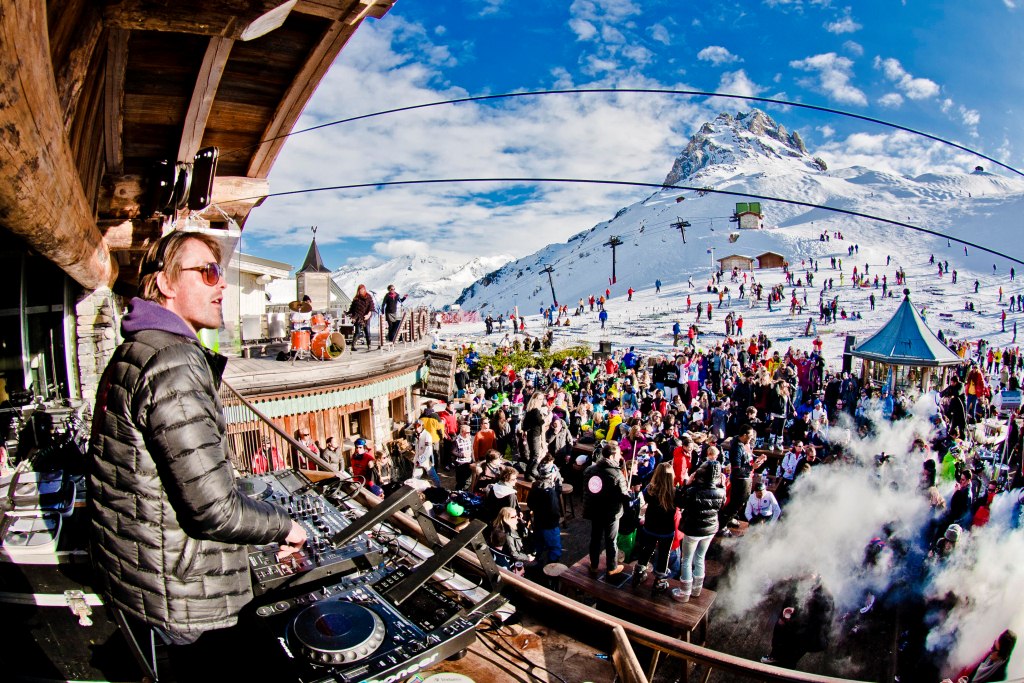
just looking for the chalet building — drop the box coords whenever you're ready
[297,236,334,313]
[717,254,755,271]
[734,202,764,229]
[229,252,291,345]
[756,251,786,269]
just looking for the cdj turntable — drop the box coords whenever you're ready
[241,470,385,594]
[249,565,484,683]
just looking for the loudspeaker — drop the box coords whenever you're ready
[598,340,612,356]
[842,335,856,375]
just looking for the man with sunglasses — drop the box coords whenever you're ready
[88,232,306,681]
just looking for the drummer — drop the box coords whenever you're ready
[291,295,313,331]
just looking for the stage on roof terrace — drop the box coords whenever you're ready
[224,338,433,396]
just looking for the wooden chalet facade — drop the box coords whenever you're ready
[756,251,786,269]
[717,254,755,271]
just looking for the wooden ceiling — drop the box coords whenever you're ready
[0,0,393,290]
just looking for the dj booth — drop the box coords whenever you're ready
[2,458,508,682]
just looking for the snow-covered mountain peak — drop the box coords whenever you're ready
[330,253,512,309]
[663,109,819,186]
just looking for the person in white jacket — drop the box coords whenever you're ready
[745,480,782,524]
[777,442,804,495]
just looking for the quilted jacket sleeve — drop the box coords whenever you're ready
[135,341,292,545]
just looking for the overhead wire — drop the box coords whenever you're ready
[217,88,1024,179]
[237,177,1024,267]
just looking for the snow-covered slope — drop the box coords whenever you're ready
[331,253,511,309]
[455,109,1024,316]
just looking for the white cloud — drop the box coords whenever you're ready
[569,18,598,41]
[697,45,741,66]
[245,17,708,262]
[873,56,940,100]
[717,69,765,98]
[824,9,862,34]
[817,124,835,138]
[567,0,655,74]
[789,52,867,106]
[878,92,904,108]
[1004,0,1017,8]
[960,106,981,127]
[817,129,977,177]
[649,23,671,45]
[478,0,506,16]
[374,239,431,258]
[601,24,627,44]
[843,40,863,56]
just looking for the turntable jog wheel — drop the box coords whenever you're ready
[291,601,387,666]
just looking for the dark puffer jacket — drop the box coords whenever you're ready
[680,467,726,537]
[88,298,292,636]
[582,457,630,523]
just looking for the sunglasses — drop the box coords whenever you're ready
[181,262,224,286]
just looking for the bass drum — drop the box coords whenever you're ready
[311,331,346,360]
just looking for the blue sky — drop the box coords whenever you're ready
[241,0,1023,272]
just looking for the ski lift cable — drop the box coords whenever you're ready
[245,177,1024,266]
[218,88,1024,179]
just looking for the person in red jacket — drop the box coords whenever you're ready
[627,287,634,301]
[965,363,986,421]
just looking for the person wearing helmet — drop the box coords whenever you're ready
[350,438,382,496]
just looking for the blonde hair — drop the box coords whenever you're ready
[139,232,222,303]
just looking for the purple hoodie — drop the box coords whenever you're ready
[120,297,197,340]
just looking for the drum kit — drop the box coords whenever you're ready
[288,300,347,361]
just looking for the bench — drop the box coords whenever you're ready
[515,477,576,519]
[559,555,715,680]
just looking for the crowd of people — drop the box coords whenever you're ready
[389,325,1024,677]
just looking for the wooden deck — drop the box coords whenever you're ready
[223,338,431,395]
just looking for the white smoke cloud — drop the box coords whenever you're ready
[718,406,1023,677]
[718,409,932,616]
[925,501,1024,677]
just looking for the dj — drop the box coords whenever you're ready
[87,232,306,680]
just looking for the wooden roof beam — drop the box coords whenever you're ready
[102,0,298,39]
[294,0,394,20]
[103,28,128,175]
[0,1,116,290]
[56,3,104,136]
[178,36,235,162]
[246,7,375,178]
[98,174,269,223]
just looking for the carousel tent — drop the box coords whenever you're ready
[851,289,962,392]
[851,290,962,366]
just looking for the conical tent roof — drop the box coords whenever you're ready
[297,238,331,273]
[851,290,962,367]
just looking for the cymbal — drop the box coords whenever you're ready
[289,300,313,313]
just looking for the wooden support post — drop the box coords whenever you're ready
[0,0,116,289]
[178,36,234,162]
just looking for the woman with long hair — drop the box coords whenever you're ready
[632,462,684,592]
[676,460,726,601]
[522,390,549,474]
[347,284,375,351]
[946,629,1017,683]
[486,506,532,568]
[481,466,519,524]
